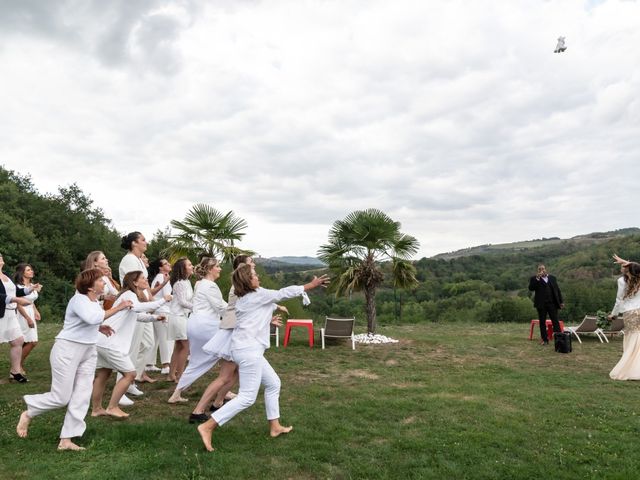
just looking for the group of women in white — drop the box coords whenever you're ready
[7,231,329,451]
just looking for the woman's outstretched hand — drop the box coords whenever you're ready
[613,254,630,266]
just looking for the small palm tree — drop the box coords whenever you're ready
[318,209,420,334]
[166,203,253,263]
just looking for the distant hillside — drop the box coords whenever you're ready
[432,228,640,260]
[255,256,325,273]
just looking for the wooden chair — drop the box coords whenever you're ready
[565,315,605,344]
[599,316,625,343]
[270,323,279,347]
[321,317,355,350]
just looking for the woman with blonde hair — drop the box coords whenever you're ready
[91,270,170,418]
[83,251,120,308]
[168,257,226,407]
[197,264,329,452]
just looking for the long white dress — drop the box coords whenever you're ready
[17,284,39,343]
[609,277,640,380]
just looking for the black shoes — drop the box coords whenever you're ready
[10,372,28,383]
[540,340,549,345]
[188,413,209,424]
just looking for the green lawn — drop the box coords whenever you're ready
[1,322,638,479]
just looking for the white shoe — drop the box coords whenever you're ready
[119,395,134,406]
[145,365,161,372]
[160,367,170,375]
[127,384,144,396]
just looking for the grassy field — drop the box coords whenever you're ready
[1,322,638,479]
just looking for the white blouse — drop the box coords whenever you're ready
[118,253,148,285]
[56,293,105,345]
[232,285,304,351]
[192,279,227,319]
[97,290,166,353]
[152,273,172,314]
[611,277,640,316]
[170,279,193,317]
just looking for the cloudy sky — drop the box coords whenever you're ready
[1,0,638,259]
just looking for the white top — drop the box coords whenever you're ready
[151,273,172,314]
[611,277,640,316]
[170,279,193,317]
[97,290,166,353]
[192,279,227,319]
[102,275,119,298]
[232,285,304,350]
[16,285,38,320]
[118,253,147,285]
[220,287,238,329]
[56,293,105,345]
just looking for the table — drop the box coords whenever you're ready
[528,319,565,340]
[284,319,314,347]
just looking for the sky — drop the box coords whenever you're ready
[1,0,638,259]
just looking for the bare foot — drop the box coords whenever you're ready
[91,408,109,417]
[166,376,177,383]
[197,420,216,452]
[137,375,157,384]
[58,439,86,451]
[16,411,31,438]
[105,407,130,418]
[224,391,237,400]
[270,425,293,437]
[168,396,189,404]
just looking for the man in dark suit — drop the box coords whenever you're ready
[529,264,564,345]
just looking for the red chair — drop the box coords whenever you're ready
[284,319,314,347]
[528,319,565,340]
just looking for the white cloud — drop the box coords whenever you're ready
[1,0,639,258]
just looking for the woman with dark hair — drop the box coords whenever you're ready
[91,271,170,418]
[1,253,40,383]
[167,257,194,382]
[168,257,226,406]
[609,261,640,380]
[16,268,132,450]
[197,264,329,452]
[145,258,173,375]
[14,263,41,373]
[118,232,148,284]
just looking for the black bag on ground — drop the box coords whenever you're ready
[554,332,572,353]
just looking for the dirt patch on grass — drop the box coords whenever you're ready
[349,369,380,380]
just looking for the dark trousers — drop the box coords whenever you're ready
[537,304,560,342]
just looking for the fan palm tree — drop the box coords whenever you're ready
[318,209,420,334]
[166,203,253,263]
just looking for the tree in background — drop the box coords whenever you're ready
[166,203,253,263]
[318,209,420,334]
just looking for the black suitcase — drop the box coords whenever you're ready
[554,332,572,353]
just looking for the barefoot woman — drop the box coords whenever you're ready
[197,264,329,451]
[16,268,131,450]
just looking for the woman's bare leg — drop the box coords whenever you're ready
[192,361,236,414]
[106,371,136,417]
[91,369,112,416]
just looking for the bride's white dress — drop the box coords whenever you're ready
[610,309,640,380]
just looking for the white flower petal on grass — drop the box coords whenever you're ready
[354,333,399,344]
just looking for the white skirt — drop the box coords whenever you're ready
[0,309,23,343]
[202,328,233,362]
[17,310,38,343]
[168,314,188,341]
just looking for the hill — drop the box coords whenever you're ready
[432,228,640,260]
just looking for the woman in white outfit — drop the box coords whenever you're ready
[146,258,173,374]
[168,257,194,382]
[168,257,226,408]
[609,260,640,380]
[197,264,329,452]
[91,271,171,418]
[1,253,41,383]
[83,251,120,308]
[16,268,132,451]
[14,263,41,374]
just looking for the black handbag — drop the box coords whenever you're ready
[554,332,572,353]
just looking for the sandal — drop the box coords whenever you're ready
[10,372,28,383]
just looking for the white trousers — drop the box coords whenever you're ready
[212,346,280,426]
[145,320,173,365]
[176,313,220,391]
[135,323,155,378]
[24,339,96,439]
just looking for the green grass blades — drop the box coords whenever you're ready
[1,323,639,479]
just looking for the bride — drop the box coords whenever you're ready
[609,257,640,380]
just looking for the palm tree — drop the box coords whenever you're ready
[318,209,420,334]
[166,203,253,263]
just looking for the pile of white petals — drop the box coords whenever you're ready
[354,333,399,344]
